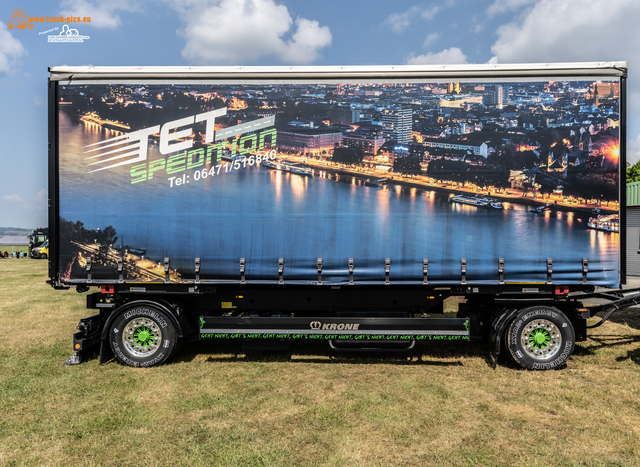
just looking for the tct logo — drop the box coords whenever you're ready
[85,107,275,173]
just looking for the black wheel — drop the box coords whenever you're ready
[506,306,575,370]
[41,253,47,259]
[109,305,177,367]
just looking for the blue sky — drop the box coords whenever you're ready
[1,0,639,228]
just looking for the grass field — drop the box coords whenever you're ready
[1,259,640,466]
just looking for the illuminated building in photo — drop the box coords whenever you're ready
[277,127,343,157]
[382,107,412,144]
[392,144,409,163]
[594,82,619,99]
[342,126,385,156]
[448,83,460,94]
[329,106,361,126]
[439,95,484,108]
[421,138,488,157]
[483,85,504,109]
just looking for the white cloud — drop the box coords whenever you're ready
[278,18,332,64]
[59,0,139,28]
[422,32,439,48]
[491,0,639,63]
[486,0,537,18]
[420,5,441,20]
[406,47,467,65]
[3,193,24,202]
[385,8,415,32]
[173,0,331,64]
[0,29,25,75]
[629,139,640,165]
[34,189,47,204]
[385,5,440,33]
[489,0,640,154]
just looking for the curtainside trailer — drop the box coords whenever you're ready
[47,63,640,370]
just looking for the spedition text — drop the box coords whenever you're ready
[130,129,277,184]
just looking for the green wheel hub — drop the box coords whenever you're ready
[529,328,551,349]
[520,319,562,360]
[134,327,154,347]
[123,318,163,357]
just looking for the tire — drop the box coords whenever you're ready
[109,305,177,367]
[41,253,47,259]
[506,306,574,370]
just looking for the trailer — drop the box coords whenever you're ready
[47,63,639,370]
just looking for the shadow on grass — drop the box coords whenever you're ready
[167,339,485,367]
[615,347,640,365]
[567,333,640,367]
[605,307,640,331]
[65,334,640,369]
[572,345,598,357]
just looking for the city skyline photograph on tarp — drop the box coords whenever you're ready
[56,78,620,286]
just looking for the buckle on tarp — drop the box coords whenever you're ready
[423,258,428,285]
[348,258,354,285]
[195,257,201,284]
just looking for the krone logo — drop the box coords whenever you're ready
[309,321,360,331]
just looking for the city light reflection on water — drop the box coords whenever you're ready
[289,173,307,205]
[272,169,283,206]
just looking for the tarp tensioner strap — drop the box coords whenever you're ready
[385,258,390,285]
[86,255,92,283]
[195,257,201,284]
[348,258,354,285]
[423,258,428,285]
[461,258,467,285]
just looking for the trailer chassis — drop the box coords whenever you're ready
[56,281,640,370]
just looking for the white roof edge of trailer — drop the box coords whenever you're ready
[48,62,627,81]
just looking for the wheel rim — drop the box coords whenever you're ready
[520,319,562,360]
[123,318,162,358]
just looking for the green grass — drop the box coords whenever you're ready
[1,260,640,466]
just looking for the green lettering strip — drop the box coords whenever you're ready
[200,332,469,341]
